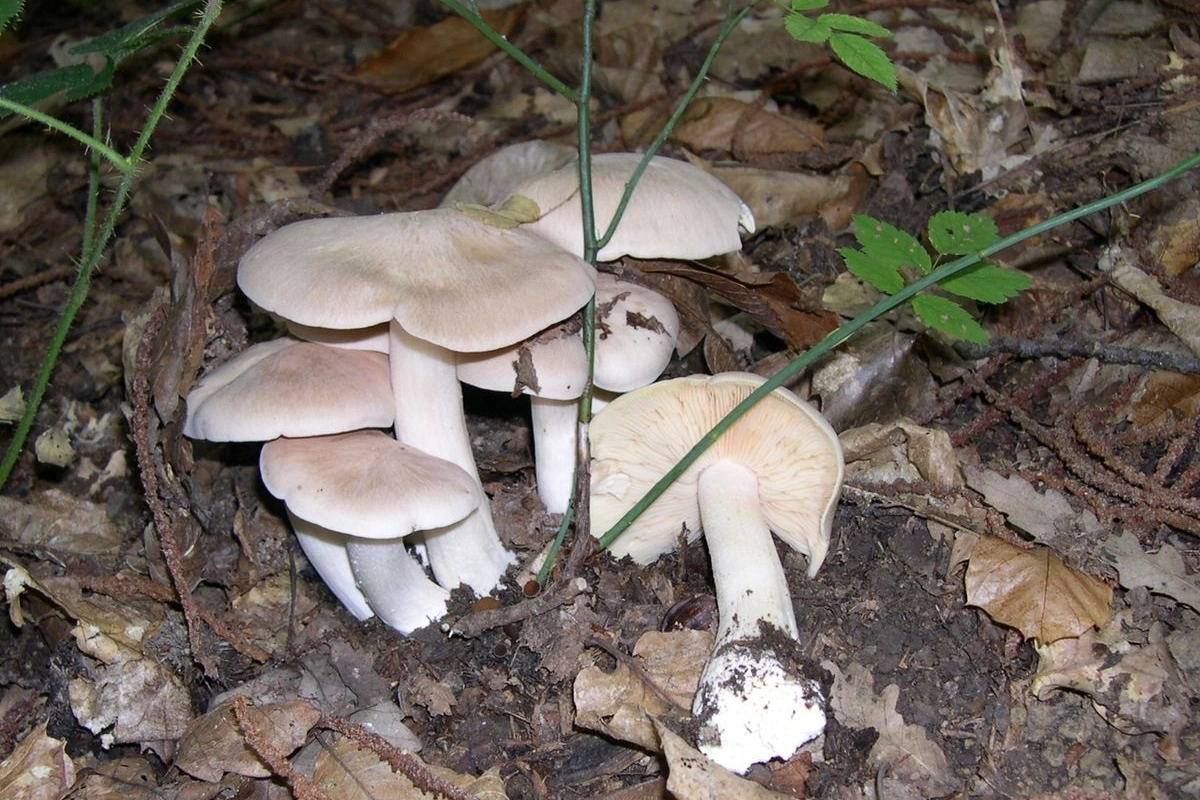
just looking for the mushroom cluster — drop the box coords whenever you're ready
[185,150,757,635]
[589,373,845,773]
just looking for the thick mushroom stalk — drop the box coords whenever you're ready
[691,460,826,773]
[388,321,514,593]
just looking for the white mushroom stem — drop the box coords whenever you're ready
[289,512,374,622]
[388,320,515,593]
[699,461,799,644]
[345,536,452,635]
[691,459,826,774]
[530,397,581,514]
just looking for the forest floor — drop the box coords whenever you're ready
[2,0,1200,798]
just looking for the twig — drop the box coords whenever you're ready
[232,696,330,800]
[320,716,477,800]
[954,336,1200,373]
[585,634,681,711]
[447,576,588,638]
[0,267,77,302]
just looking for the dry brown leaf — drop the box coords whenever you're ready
[1103,531,1200,612]
[825,661,957,798]
[174,699,320,782]
[1126,371,1200,428]
[965,536,1112,643]
[711,164,869,231]
[353,7,524,95]
[1032,616,1191,739]
[0,724,75,800]
[670,97,823,158]
[409,674,458,717]
[635,261,837,349]
[0,489,124,555]
[574,661,672,750]
[632,629,713,710]
[655,720,796,800]
[312,735,506,800]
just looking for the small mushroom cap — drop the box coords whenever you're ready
[457,329,588,401]
[593,273,680,392]
[237,208,597,353]
[456,273,679,398]
[589,373,843,572]
[260,430,482,539]
[512,153,756,261]
[183,338,393,441]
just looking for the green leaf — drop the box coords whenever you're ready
[829,33,898,92]
[0,65,98,118]
[784,12,831,44]
[927,210,1000,255]
[840,246,905,295]
[912,294,989,343]
[790,0,829,10]
[820,13,892,38]
[940,263,1032,304]
[0,0,200,122]
[0,0,24,35]
[851,214,932,275]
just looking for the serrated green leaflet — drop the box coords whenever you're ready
[940,263,1031,304]
[913,294,989,342]
[784,12,830,44]
[821,13,891,38]
[928,210,1000,255]
[0,0,23,35]
[852,214,931,275]
[840,246,905,294]
[830,33,897,91]
[790,0,829,11]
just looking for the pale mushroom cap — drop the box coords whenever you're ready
[456,273,680,398]
[237,208,597,353]
[593,272,680,392]
[260,430,482,539]
[513,153,756,261]
[439,140,577,208]
[287,322,390,352]
[457,329,588,401]
[589,373,843,570]
[183,338,394,441]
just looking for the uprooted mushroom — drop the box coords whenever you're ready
[589,373,844,773]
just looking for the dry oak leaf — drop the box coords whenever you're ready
[312,735,506,800]
[965,536,1112,643]
[353,6,524,95]
[174,699,321,782]
[825,661,956,797]
[0,724,75,800]
[654,720,795,800]
[1103,530,1200,612]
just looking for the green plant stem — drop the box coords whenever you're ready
[595,0,760,251]
[0,0,224,488]
[597,149,1200,550]
[0,97,132,172]
[538,0,599,588]
[439,0,577,102]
